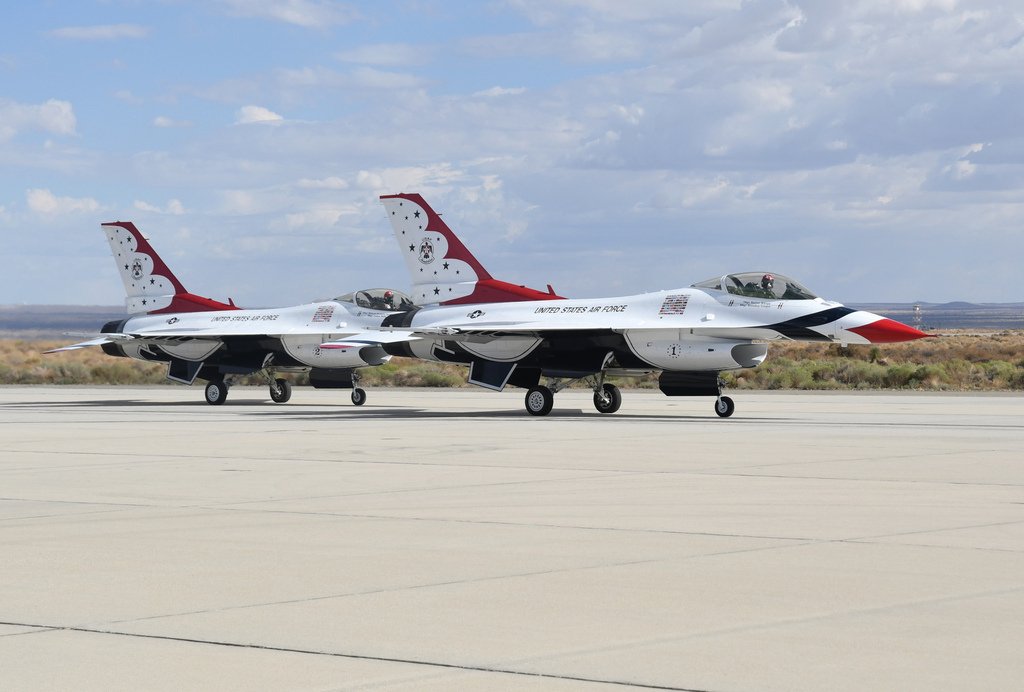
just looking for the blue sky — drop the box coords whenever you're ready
[3,0,1022,306]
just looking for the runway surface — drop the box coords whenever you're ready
[1,385,1022,691]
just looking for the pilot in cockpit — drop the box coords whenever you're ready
[760,273,774,297]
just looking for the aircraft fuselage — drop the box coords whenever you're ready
[384,286,889,377]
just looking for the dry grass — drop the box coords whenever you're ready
[5,331,1023,390]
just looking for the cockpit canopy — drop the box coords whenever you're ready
[691,273,818,301]
[334,288,415,312]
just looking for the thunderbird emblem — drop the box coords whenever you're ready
[418,237,435,264]
[131,259,144,280]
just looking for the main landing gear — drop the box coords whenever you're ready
[204,377,291,406]
[202,369,371,406]
[525,385,554,416]
[204,379,229,405]
[523,375,622,417]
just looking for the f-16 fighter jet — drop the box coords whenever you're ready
[46,221,416,405]
[379,193,928,417]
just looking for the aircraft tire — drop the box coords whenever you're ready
[593,383,622,414]
[525,386,554,416]
[714,395,735,418]
[270,378,292,403]
[351,387,367,406]
[205,380,228,406]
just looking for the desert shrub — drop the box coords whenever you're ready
[982,360,1018,387]
[882,363,919,388]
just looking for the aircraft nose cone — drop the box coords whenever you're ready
[847,318,930,343]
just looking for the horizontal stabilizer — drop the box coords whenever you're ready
[43,337,113,353]
[43,332,137,353]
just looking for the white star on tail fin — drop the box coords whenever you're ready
[380,193,563,306]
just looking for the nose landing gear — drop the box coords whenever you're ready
[593,382,622,414]
[269,378,292,403]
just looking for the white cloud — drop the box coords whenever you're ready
[272,65,424,92]
[235,105,284,124]
[153,116,192,128]
[219,189,268,215]
[279,204,358,230]
[26,188,99,215]
[296,176,349,190]
[217,0,358,28]
[133,199,185,215]
[114,90,144,104]
[335,43,428,66]
[348,66,425,90]
[474,86,527,97]
[0,99,76,141]
[49,24,149,40]
[356,164,468,192]
[354,170,384,190]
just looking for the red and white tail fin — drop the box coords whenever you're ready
[380,193,563,305]
[102,221,238,314]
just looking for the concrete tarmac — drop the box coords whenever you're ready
[1,385,1022,691]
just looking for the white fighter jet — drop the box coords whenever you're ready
[378,193,929,417]
[46,221,418,405]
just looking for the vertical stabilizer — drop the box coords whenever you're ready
[102,221,238,314]
[380,193,563,305]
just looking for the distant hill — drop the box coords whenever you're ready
[0,305,124,339]
[2,301,1023,339]
[850,302,1024,330]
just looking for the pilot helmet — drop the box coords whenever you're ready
[761,273,774,288]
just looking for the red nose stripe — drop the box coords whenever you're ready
[848,318,930,343]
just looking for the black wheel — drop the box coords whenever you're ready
[269,378,291,403]
[714,395,735,418]
[351,387,367,406]
[524,386,554,416]
[593,383,622,414]
[205,380,228,405]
